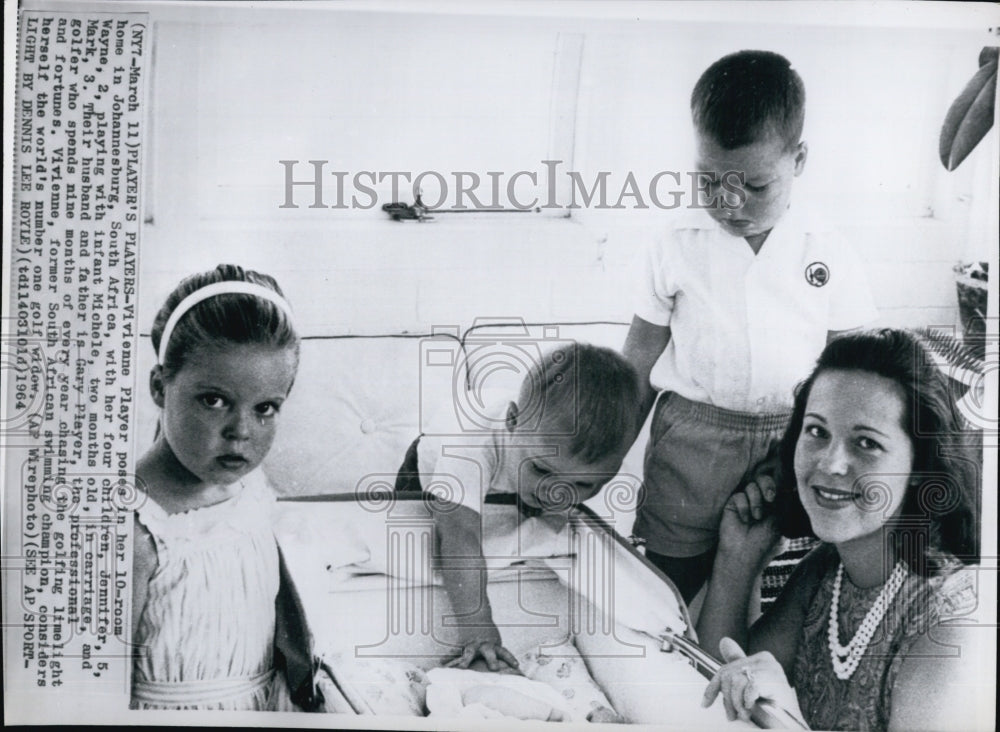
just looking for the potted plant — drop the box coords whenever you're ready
[940,46,996,363]
[953,261,989,361]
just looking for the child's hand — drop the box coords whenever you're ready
[446,638,520,672]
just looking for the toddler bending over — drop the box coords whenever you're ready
[396,343,640,670]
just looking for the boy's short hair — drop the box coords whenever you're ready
[519,343,640,463]
[691,50,805,151]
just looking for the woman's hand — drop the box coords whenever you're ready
[702,637,806,725]
[718,474,782,572]
[735,467,778,523]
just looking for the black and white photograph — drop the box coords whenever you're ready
[3,1,998,728]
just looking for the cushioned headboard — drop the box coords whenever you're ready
[135,322,643,504]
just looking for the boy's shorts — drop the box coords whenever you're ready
[634,392,789,558]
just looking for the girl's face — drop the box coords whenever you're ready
[794,369,915,550]
[153,343,297,486]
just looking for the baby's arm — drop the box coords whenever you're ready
[131,514,157,642]
[462,685,563,721]
[432,504,518,671]
[623,315,671,436]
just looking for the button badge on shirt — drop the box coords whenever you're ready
[805,262,830,287]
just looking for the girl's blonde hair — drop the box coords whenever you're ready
[151,264,299,380]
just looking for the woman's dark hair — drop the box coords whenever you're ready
[774,329,980,572]
[151,264,300,380]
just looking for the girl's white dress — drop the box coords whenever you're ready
[131,469,295,710]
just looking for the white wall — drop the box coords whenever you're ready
[123,2,996,337]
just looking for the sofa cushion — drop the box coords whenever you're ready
[135,322,641,506]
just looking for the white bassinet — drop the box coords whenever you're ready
[273,493,801,727]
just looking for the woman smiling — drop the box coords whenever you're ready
[696,329,982,731]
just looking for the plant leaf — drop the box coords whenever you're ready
[940,52,998,171]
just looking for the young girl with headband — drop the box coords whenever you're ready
[131,264,322,711]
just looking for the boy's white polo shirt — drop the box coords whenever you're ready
[635,205,878,413]
[415,398,572,534]
[416,398,514,515]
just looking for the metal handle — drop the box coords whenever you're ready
[659,630,721,677]
[659,630,809,730]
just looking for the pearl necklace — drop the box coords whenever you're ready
[828,560,907,681]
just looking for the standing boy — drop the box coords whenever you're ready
[624,50,878,603]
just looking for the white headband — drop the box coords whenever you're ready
[157,281,295,365]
